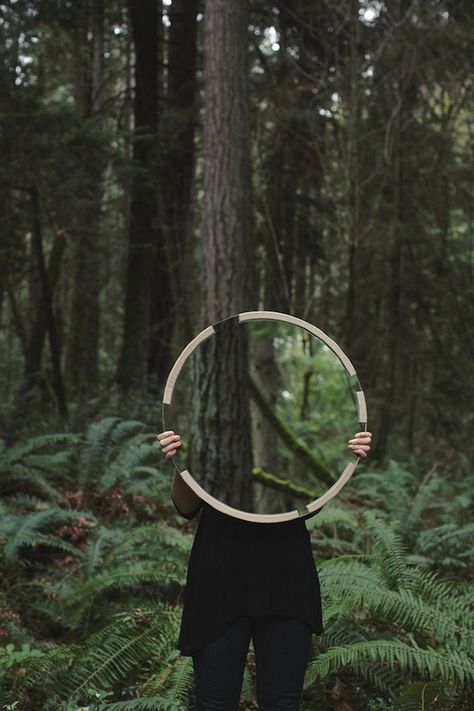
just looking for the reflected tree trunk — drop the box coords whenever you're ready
[191,319,253,509]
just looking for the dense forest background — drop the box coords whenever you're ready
[0,1,473,709]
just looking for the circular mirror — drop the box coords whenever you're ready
[162,311,367,523]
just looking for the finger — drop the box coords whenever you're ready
[354,449,368,457]
[165,450,176,459]
[348,443,370,451]
[157,431,174,441]
[162,441,181,454]
[352,431,372,438]
[348,435,372,443]
[158,434,181,448]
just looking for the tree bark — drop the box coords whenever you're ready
[373,0,416,461]
[30,187,68,418]
[65,0,105,394]
[195,0,256,509]
[150,0,199,384]
[118,0,159,392]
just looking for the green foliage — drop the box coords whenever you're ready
[0,433,80,502]
[1,507,95,565]
[301,464,474,709]
[0,421,472,709]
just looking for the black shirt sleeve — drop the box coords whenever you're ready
[171,495,203,521]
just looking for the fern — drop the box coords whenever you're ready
[304,639,474,689]
[1,508,96,564]
[83,526,123,574]
[56,561,185,631]
[79,418,147,490]
[418,524,474,559]
[159,655,194,704]
[2,433,79,462]
[102,698,185,711]
[393,680,459,710]
[15,605,184,706]
[362,511,414,591]
[97,439,158,494]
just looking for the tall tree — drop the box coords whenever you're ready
[118,0,160,392]
[195,0,256,509]
[65,0,106,394]
[150,0,199,382]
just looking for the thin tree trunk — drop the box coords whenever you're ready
[24,232,66,382]
[30,187,68,418]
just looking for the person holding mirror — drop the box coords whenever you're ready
[158,428,372,711]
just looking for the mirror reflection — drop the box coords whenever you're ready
[163,315,363,517]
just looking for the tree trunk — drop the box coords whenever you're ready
[65,0,105,395]
[30,187,68,418]
[373,1,416,461]
[150,0,199,385]
[118,0,159,392]
[196,0,255,509]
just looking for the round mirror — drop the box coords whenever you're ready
[162,311,367,523]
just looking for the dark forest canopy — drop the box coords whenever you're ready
[0,0,473,467]
[1,3,474,709]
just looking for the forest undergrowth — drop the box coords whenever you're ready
[0,417,473,711]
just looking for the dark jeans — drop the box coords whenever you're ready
[192,615,312,710]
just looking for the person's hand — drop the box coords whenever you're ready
[348,431,372,458]
[157,430,181,459]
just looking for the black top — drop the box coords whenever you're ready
[173,498,324,656]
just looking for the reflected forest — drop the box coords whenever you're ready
[0,1,473,709]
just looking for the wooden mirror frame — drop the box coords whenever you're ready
[162,311,368,523]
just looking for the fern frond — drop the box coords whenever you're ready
[327,584,473,654]
[304,639,474,689]
[0,465,65,502]
[2,433,79,463]
[2,508,95,564]
[79,417,123,487]
[4,530,84,561]
[410,569,473,620]
[18,605,182,701]
[306,504,359,531]
[98,441,156,494]
[102,698,185,711]
[78,418,158,496]
[108,522,191,560]
[83,526,123,574]
[160,655,194,703]
[319,557,385,594]
[363,512,413,591]
[418,524,474,557]
[393,679,456,710]
[58,562,185,630]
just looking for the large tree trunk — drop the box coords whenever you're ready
[118,0,159,392]
[344,0,361,352]
[196,0,256,509]
[149,0,198,385]
[373,0,416,461]
[65,0,105,395]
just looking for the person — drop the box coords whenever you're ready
[158,429,372,711]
